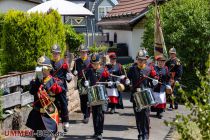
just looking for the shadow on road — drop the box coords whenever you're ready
[59,135,136,140]
[69,120,83,124]
[119,112,134,116]
[59,135,93,140]
[104,124,136,131]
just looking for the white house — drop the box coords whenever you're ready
[97,0,154,60]
[0,0,44,13]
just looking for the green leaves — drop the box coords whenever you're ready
[143,0,210,92]
[0,10,66,74]
[65,24,84,52]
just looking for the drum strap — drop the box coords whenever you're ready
[52,60,66,77]
[133,77,146,89]
[133,70,151,89]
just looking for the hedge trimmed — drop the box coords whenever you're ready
[1,10,66,74]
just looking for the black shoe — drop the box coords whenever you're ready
[110,109,115,114]
[156,112,163,119]
[96,134,103,140]
[92,133,98,138]
[83,118,89,124]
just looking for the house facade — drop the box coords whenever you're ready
[68,0,118,33]
[97,0,154,60]
[0,0,43,13]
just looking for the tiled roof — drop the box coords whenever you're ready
[105,0,154,18]
[27,0,43,4]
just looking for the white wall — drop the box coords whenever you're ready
[103,29,133,57]
[99,0,113,7]
[132,28,145,60]
[103,28,145,60]
[0,0,38,13]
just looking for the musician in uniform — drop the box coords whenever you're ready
[26,56,65,140]
[127,49,157,140]
[165,47,183,110]
[72,46,91,123]
[50,44,71,131]
[151,55,171,119]
[106,53,124,114]
[84,53,111,140]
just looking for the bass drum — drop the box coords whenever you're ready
[88,85,107,106]
[133,88,156,110]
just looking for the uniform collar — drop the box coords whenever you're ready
[137,64,146,70]
[43,75,52,84]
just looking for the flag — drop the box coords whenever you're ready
[154,2,168,59]
[38,85,59,127]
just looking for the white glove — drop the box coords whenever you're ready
[73,70,78,75]
[84,81,89,87]
[66,73,72,81]
[108,81,113,87]
[120,75,126,80]
[152,79,158,86]
[175,81,180,86]
[125,79,130,85]
[115,81,120,86]
[35,67,43,81]
[166,85,172,90]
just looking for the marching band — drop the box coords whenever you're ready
[27,44,182,140]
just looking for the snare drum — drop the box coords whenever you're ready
[133,88,156,110]
[78,79,88,95]
[88,85,107,106]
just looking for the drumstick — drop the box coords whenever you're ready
[110,74,121,78]
[123,66,127,78]
[96,82,117,84]
[82,70,87,81]
[143,75,163,85]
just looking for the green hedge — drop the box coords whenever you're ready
[1,10,66,74]
[65,24,84,52]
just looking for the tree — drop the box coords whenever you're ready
[166,55,210,139]
[142,0,210,92]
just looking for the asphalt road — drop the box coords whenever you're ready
[5,92,188,140]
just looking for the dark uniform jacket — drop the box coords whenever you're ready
[127,65,156,102]
[165,57,183,82]
[106,63,123,87]
[26,75,65,133]
[51,59,70,90]
[73,57,90,79]
[153,66,170,93]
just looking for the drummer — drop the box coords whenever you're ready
[106,52,124,114]
[127,49,157,140]
[72,45,91,124]
[84,53,111,140]
[151,55,170,119]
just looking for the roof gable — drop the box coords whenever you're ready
[106,0,153,17]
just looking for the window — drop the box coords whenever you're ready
[114,32,117,43]
[98,6,112,21]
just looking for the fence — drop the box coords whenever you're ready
[0,69,80,130]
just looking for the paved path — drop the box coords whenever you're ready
[5,92,188,140]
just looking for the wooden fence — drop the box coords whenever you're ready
[0,71,34,109]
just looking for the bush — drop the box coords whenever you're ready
[89,43,108,54]
[0,89,2,120]
[1,10,66,74]
[65,24,84,52]
[166,56,210,140]
[142,0,210,92]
